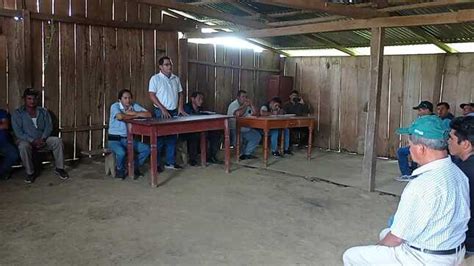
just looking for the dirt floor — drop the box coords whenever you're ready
[0,150,415,265]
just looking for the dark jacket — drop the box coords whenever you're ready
[11,106,53,142]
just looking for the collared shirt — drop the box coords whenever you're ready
[455,155,474,251]
[108,102,147,137]
[227,99,252,131]
[283,102,309,116]
[11,106,53,142]
[390,156,470,250]
[148,72,183,110]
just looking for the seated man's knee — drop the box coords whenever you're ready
[342,247,362,265]
[17,141,32,151]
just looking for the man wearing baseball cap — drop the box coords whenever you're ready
[343,115,469,265]
[460,103,474,116]
[395,100,434,181]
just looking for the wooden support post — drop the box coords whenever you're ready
[22,9,32,88]
[362,27,384,192]
[178,38,188,98]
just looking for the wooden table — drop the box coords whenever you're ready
[236,116,316,167]
[126,114,232,187]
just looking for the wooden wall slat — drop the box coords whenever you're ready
[355,58,369,154]
[240,49,255,103]
[197,43,215,110]
[187,42,197,100]
[75,24,89,154]
[0,36,6,109]
[375,57,391,156]
[143,30,155,109]
[215,45,228,113]
[339,57,358,153]
[386,56,404,158]
[43,22,59,134]
[71,0,85,17]
[39,0,52,14]
[31,21,42,92]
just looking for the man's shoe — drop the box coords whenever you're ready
[116,170,126,180]
[157,164,164,173]
[284,150,293,155]
[54,168,69,180]
[133,169,143,180]
[25,174,35,184]
[394,175,416,182]
[272,151,282,157]
[239,154,249,160]
[165,164,182,170]
[189,160,198,167]
[246,154,258,159]
[1,170,12,180]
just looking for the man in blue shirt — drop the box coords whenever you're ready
[108,89,151,179]
[182,91,222,166]
[260,97,292,157]
[0,109,19,180]
[12,88,69,183]
[437,102,454,129]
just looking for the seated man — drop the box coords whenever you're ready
[0,108,19,180]
[448,116,474,254]
[395,100,433,181]
[182,91,222,166]
[107,89,151,179]
[12,88,69,183]
[436,101,454,129]
[343,115,469,265]
[283,90,310,148]
[260,97,291,157]
[227,90,261,160]
[460,103,474,116]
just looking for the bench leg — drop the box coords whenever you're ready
[104,152,116,178]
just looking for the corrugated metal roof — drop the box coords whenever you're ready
[175,0,474,52]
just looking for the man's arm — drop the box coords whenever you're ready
[41,109,53,139]
[378,231,403,247]
[233,104,250,117]
[148,92,171,118]
[177,92,188,116]
[0,118,8,130]
[11,112,34,142]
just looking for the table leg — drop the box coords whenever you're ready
[236,125,241,162]
[280,129,284,155]
[308,126,313,160]
[150,131,158,187]
[224,119,230,173]
[263,129,269,167]
[127,125,135,179]
[200,132,207,167]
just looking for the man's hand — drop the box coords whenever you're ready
[160,108,171,119]
[32,138,46,149]
[178,108,188,116]
[125,110,138,116]
[299,98,305,104]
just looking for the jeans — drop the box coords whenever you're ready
[241,128,262,156]
[269,128,290,152]
[153,108,178,165]
[0,141,19,176]
[108,138,150,175]
[397,146,417,176]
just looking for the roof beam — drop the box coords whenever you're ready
[188,0,233,5]
[246,39,290,57]
[379,0,473,12]
[407,27,458,53]
[267,15,346,27]
[304,34,356,56]
[186,9,474,38]
[138,0,267,28]
[253,0,387,19]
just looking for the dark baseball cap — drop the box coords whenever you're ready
[460,103,474,109]
[22,88,39,98]
[413,101,433,112]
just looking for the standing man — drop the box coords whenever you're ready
[227,90,261,160]
[148,56,187,170]
[343,115,469,265]
[283,90,310,148]
[0,108,19,180]
[108,89,151,180]
[448,116,474,254]
[260,96,291,157]
[182,91,222,166]
[12,88,69,183]
[395,100,434,181]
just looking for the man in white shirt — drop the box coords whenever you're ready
[343,115,469,265]
[148,56,187,170]
[227,90,261,160]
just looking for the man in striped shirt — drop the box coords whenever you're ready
[343,115,470,265]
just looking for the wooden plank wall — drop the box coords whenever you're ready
[0,1,181,159]
[285,54,474,158]
[187,44,280,113]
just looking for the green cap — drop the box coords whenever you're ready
[396,115,448,140]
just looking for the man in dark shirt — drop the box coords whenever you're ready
[182,92,222,166]
[437,102,454,129]
[0,109,19,180]
[283,90,310,148]
[448,116,474,253]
